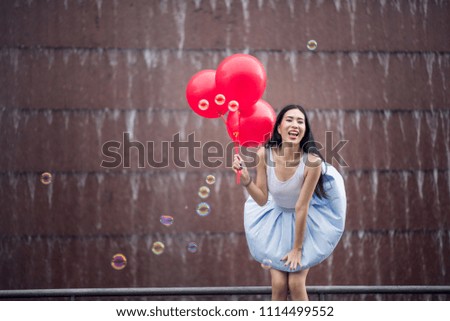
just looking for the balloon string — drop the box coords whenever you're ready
[235,142,241,184]
[220,114,226,125]
[219,110,240,184]
[217,112,240,183]
[235,111,241,184]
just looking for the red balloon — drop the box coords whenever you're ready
[226,99,276,147]
[186,69,228,118]
[216,54,267,114]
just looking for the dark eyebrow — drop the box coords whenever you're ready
[286,116,304,120]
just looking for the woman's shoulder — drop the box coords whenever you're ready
[257,146,266,156]
[256,146,267,166]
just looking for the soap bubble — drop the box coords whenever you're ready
[40,172,53,185]
[151,241,165,255]
[196,202,211,217]
[206,175,216,185]
[187,242,198,253]
[198,186,210,199]
[160,215,174,227]
[228,100,239,112]
[215,94,225,105]
[111,253,127,270]
[307,40,318,51]
[198,99,209,110]
[261,258,273,270]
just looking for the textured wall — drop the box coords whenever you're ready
[1,0,449,300]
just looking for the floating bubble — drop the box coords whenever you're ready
[228,100,239,112]
[215,94,225,105]
[187,242,198,253]
[152,241,165,255]
[160,215,174,227]
[40,172,53,185]
[196,202,211,217]
[261,258,272,270]
[206,175,216,185]
[198,99,209,110]
[307,40,318,51]
[198,186,210,199]
[111,253,127,270]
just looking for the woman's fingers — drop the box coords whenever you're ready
[232,155,251,186]
[281,252,301,270]
[292,258,302,270]
[232,156,246,172]
[234,155,245,168]
[233,155,241,166]
[282,253,293,261]
[290,261,298,270]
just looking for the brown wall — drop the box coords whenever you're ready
[1,0,449,300]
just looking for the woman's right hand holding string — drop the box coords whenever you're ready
[232,154,252,187]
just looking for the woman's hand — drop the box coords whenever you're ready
[232,154,251,186]
[281,248,302,270]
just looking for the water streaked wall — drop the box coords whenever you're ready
[0,0,449,300]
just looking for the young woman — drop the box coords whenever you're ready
[232,104,346,300]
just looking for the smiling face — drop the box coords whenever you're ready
[277,108,306,145]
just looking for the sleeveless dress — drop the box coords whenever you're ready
[244,148,346,272]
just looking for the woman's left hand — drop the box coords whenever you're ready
[281,248,302,271]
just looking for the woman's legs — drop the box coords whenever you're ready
[270,269,288,300]
[288,268,310,301]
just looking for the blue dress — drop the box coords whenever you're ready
[244,149,346,272]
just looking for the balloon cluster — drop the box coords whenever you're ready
[186,54,276,148]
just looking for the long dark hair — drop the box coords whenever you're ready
[265,104,327,198]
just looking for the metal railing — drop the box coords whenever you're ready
[1,286,449,300]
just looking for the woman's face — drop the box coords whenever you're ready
[277,108,306,145]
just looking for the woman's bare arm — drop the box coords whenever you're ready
[282,154,322,270]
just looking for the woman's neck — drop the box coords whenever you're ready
[277,143,302,161]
